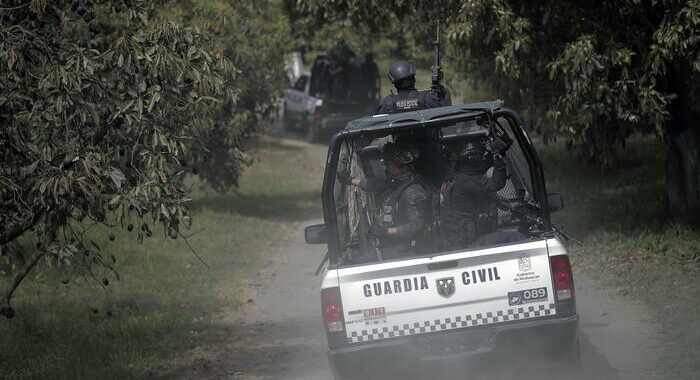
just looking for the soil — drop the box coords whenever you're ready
[160,221,662,380]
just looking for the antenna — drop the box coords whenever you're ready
[431,21,444,97]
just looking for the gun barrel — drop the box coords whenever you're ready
[431,21,444,96]
[433,22,441,69]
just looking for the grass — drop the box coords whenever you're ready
[0,136,324,380]
[539,136,700,380]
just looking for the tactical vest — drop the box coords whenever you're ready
[376,176,431,256]
[377,176,428,228]
[387,90,422,113]
[438,179,499,250]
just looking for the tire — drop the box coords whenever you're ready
[305,118,319,143]
[554,339,582,380]
[282,106,294,131]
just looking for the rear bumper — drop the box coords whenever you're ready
[328,314,578,380]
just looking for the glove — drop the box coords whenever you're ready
[369,224,388,238]
[489,138,509,156]
[360,177,391,192]
[336,170,352,185]
[500,132,514,150]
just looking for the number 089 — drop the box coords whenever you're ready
[523,287,547,300]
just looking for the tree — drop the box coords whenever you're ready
[295,0,700,218]
[0,0,290,317]
[159,0,294,190]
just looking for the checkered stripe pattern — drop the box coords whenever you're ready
[347,303,555,343]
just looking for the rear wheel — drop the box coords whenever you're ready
[552,339,582,379]
[305,118,319,143]
[282,106,294,131]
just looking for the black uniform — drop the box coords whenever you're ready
[375,87,451,114]
[452,157,507,216]
[376,176,431,260]
[353,175,431,262]
[440,137,509,249]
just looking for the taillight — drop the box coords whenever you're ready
[551,255,575,301]
[314,106,323,118]
[321,287,344,334]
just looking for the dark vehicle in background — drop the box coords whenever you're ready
[283,50,380,142]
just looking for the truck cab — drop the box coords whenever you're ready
[283,54,380,142]
[306,102,578,379]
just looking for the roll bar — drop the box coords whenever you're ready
[321,107,551,267]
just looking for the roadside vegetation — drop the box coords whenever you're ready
[0,136,323,379]
[0,0,292,317]
[542,137,700,379]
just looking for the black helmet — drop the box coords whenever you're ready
[382,142,420,165]
[387,61,416,83]
[456,138,492,175]
[457,140,488,163]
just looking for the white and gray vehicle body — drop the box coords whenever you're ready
[283,72,322,129]
[282,54,380,142]
[306,102,578,379]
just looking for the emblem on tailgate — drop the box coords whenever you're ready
[518,253,532,272]
[435,277,456,298]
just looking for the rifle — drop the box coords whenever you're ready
[431,21,445,98]
[357,191,383,261]
[495,195,582,245]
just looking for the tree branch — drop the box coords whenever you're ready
[0,250,44,319]
[0,208,44,245]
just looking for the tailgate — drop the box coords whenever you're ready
[338,239,555,343]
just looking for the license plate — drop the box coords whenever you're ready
[508,287,548,306]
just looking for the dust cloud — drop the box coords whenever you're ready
[224,121,659,380]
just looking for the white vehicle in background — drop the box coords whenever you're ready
[282,71,322,137]
[305,102,579,379]
[282,52,380,142]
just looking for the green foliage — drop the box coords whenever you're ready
[540,136,700,378]
[158,0,293,189]
[0,0,291,314]
[0,136,323,378]
[449,0,699,166]
[296,0,700,167]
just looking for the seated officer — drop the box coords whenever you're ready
[375,61,451,114]
[338,141,432,261]
[440,134,510,249]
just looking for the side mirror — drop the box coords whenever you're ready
[546,193,565,213]
[305,224,326,244]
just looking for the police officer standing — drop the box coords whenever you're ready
[338,141,432,261]
[375,61,451,114]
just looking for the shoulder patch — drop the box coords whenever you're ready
[394,98,420,111]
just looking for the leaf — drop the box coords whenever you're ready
[7,50,17,70]
[108,168,126,189]
[148,92,161,113]
[109,195,122,206]
[39,180,48,195]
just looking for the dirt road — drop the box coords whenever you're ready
[173,132,662,380]
[193,226,662,379]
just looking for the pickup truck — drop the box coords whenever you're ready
[305,102,578,379]
[282,55,379,142]
[282,71,320,137]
